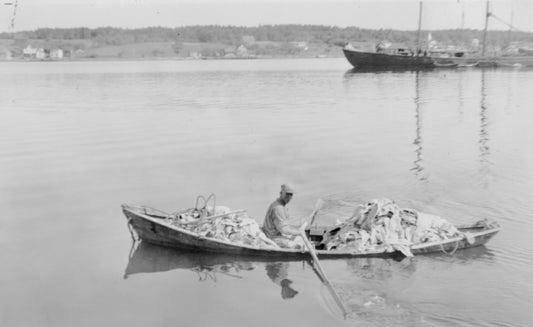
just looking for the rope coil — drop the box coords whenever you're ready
[440,240,460,255]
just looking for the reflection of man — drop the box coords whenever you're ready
[265,262,298,299]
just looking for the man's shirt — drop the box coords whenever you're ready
[262,198,291,239]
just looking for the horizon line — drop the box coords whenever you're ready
[2,24,530,34]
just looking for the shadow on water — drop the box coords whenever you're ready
[343,67,434,76]
[125,240,495,320]
[124,241,305,299]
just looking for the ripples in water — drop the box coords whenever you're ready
[1,60,532,327]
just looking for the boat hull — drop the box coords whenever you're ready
[343,48,435,69]
[122,204,500,259]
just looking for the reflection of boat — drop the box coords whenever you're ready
[343,67,432,76]
[122,204,501,258]
[125,241,264,279]
[125,242,307,300]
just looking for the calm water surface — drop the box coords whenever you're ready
[1,59,532,327]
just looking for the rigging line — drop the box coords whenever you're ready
[489,13,522,32]
[9,0,18,30]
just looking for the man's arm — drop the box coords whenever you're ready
[272,206,302,236]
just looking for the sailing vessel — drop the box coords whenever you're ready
[343,1,436,69]
[342,47,435,69]
[432,1,533,67]
[344,1,533,69]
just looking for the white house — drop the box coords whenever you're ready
[50,49,64,59]
[290,41,309,51]
[35,48,46,59]
[23,45,38,57]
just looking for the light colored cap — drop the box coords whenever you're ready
[281,184,296,194]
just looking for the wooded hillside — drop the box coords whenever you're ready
[3,25,533,45]
[2,25,532,59]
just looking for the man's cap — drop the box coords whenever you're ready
[281,184,296,194]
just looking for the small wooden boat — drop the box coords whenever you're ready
[121,204,501,259]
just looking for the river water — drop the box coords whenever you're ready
[0,58,532,327]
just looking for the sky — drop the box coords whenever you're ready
[1,0,532,33]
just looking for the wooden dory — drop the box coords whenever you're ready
[121,204,501,258]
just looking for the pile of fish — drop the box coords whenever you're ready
[171,207,279,249]
[321,198,463,256]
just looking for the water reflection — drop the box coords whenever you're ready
[124,241,255,281]
[343,67,433,76]
[338,247,495,325]
[457,71,464,117]
[344,68,497,187]
[411,71,426,181]
[345,256,417,281]
[479,69,492,187]
[265,262,299,299]
[343,69,428,182]
[344,245,494,281]
[421,244,496,264]
[124,241,302,299]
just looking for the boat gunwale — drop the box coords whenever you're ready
[410,226,501,249]
[122,204,501,256]
[122,205,302,254]
[343,48,427,59]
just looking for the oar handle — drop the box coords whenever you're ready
[308,199,323,226]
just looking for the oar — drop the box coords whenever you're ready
[308,198,323,226]
[300,226,348,319]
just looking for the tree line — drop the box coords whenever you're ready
[2,25,532,48]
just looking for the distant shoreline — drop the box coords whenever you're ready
[3,25,532,63]
[0,54,344,63]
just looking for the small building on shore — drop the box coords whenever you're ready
[0,48,12,60]
[50,49,64,59]
[23,45,38,58]
[35,48,46,60]
[290,41,308,51]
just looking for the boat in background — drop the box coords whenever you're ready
[342,1,436,69]
[343,0,533,70]
[342,47,435,69]
[342,1,444,69]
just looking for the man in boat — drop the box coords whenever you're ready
[262,184,306,249]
